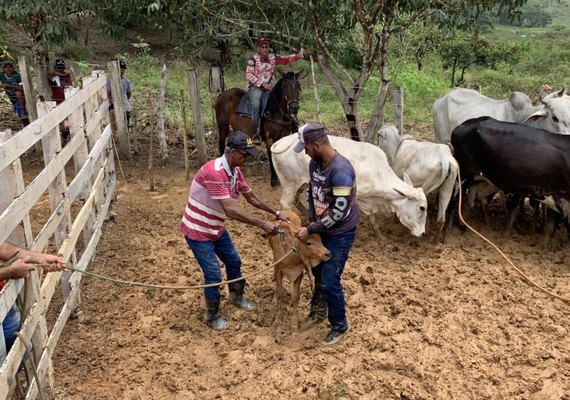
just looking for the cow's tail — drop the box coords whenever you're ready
[445,140,455,155]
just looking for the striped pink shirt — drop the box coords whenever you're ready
[180,157,251,241]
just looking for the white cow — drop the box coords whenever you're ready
[377,123,458,242]
[433,87,570,143]
[270,134,428,237]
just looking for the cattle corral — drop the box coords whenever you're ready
[49,141,569,399]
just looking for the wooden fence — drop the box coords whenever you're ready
[0,70,116,399]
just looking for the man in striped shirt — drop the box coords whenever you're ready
[180,131,288,330]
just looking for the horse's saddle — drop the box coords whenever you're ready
[236,90,270,118]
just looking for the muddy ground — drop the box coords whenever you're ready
[49,143,569,400]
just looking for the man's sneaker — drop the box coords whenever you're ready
[299,311,327,331]
[322,327,349,345]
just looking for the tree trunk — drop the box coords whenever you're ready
[157,62,169,160]
[366,29,391,142]
[316,55,364,141]
[35,50,52,103]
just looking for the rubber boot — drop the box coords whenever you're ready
[299,285,327,331]
[204,298,228,330]
[228,281,256,311]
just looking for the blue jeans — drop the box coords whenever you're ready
[184,230,242,301]
[0,304,21,364]
[248,87,264,134]
[313,227,357,332]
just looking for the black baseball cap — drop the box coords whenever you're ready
[226,131,261,157]
[2,60,13,68]
[119,60,127,69]
[55,58,66,68]
[293,123,327,153]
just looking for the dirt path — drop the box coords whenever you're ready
[52,158,569,400]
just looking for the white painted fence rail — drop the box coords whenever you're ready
[0,71,116,399]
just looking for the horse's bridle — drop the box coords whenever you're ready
[283,77,300,116]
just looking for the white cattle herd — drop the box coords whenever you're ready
[267,87,570,246]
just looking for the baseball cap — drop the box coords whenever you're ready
[55,58,66,68]
[119,60,127,69]
[256,36,269,46]
[293,123,327,153]
[227,131,261,157]
[2,60,13,68]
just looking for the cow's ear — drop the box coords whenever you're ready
[403,171,413,186]
[377,128,386,140]
[523,109,546,123]
[393,188,406,197]
[283,224,294,235]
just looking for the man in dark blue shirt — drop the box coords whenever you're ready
[294,123,361,345]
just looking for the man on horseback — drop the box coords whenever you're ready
[246,36,311,144]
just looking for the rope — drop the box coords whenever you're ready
[31,248,295,290]
[457,170,569,303]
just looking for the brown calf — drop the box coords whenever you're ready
[266,210,330,329]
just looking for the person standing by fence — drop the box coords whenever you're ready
[0,241,65,363]
[48,58,74,105]
[0,60,29,127]
[48,58,75,141]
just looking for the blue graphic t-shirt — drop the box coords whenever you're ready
[307,152,361,235]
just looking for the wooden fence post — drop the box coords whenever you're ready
[36,101,77,302]
[147,97,155,191]
[309,55,322,124]
[209,66,224,104]
[188,69,208,165]
[107,61,131,160]
[17,56,38,123]
[0,129,53,397]
[157,62,168,160]
[180,89,190,181]
[209,66,223,143]
[393,86,404,134]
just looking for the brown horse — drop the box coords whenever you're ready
[214,71,302,187]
